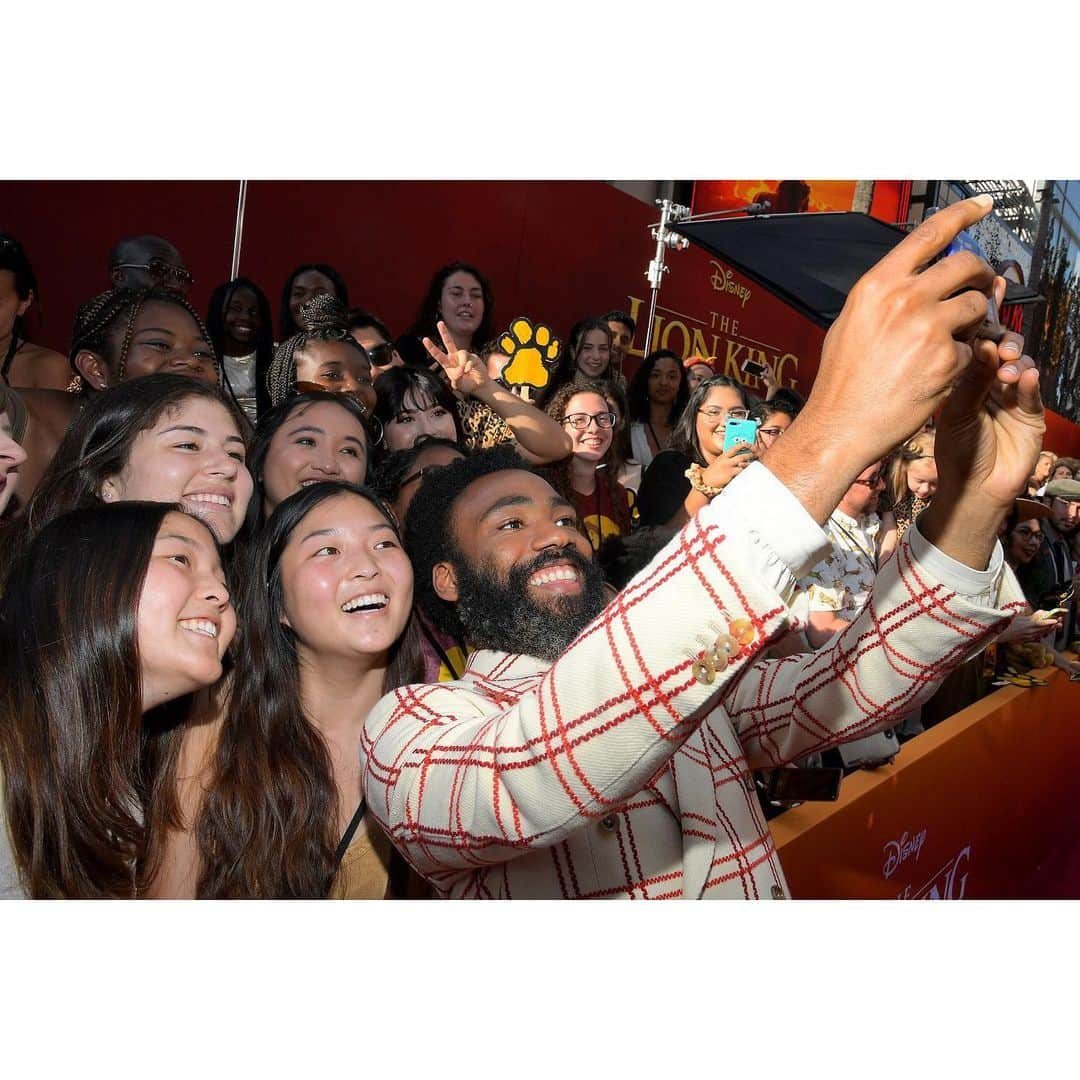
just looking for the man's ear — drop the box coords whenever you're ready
[74,349,110,391]
[432,561,459,603]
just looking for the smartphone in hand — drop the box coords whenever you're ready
[723,417,759,454]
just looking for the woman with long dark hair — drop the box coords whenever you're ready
[537,318,619,407]
[636,375,756,528]
[247,390,373,523]
[627,349,691,470]
[14,375,252,575]
[153,482,424,898]
[0,502,235,897]
[400,261,494,365]
[0,384,28,516]
[279,263,350,341]
[206,277,275,424]
[376,329,571,463]
[0,233,73,392]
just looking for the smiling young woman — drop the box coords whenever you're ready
[152,482,425,899]
[0,502,234,897]
[206,277,276,425]
[246,390,373,523]
[69,287,220,392]
[542,382,634,551]
[10,376,252,579]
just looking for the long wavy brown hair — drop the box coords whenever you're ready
[0,502,191,897]
[194,481,422,898]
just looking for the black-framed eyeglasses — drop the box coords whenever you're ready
[698,406,749,421]
[758,426,786,440]
[561,411,616,430]
[113,257,193,287]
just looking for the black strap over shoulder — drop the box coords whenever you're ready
[334,799,366,869]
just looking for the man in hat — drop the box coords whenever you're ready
[1016,478,1080,648]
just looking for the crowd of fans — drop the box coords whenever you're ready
[0,207,1069,898]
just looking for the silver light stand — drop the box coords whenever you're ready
[641,198,691,357]
[229,181,248,281]
[640,199,774,356]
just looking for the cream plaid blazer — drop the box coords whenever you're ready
[361,464,1023,899]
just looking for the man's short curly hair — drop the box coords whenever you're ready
[403,444,535,639]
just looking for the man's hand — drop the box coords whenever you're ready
[763,194,1022,524]
[919,275,1044,569]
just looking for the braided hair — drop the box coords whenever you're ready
[68,286,219,390]
[206,277,275,420]
[278,264,350,341]
[266,293,371,408]
[0,234,39,384]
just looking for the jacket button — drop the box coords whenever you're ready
[744,774,755,792]
[599,815,618,833]
[770,884,785,899]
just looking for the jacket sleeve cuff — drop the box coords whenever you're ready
[905,517,1006,603]
[703,460,831,578]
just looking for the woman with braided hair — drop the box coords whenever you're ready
[70,286,220,392]
[0,233,73,392]
[206,277,275,425]
[265,293,376,418]
[279,263,350,341]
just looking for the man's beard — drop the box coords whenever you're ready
[452,545,610,663]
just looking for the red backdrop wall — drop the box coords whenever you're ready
[2,179,1077,451]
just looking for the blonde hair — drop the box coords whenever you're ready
[888,430,936,505]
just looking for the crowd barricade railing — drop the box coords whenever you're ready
[768,667,1080,899]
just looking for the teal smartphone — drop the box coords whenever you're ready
[723,417,759,453]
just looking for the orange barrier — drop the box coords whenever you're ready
[769,668,1080,898]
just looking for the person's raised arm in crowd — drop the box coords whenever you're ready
[422,321,572,464]
[361,196,1042,897]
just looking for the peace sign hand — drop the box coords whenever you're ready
[422,321,489,397]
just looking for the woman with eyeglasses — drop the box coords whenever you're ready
[0,233,74,392]
[627,349,691,471]
[266,294,376,420]
[636,376,755,528]
[246,390,373,525]
[542,382,634,552]
[751,399,796,454]
[206,277,276,425]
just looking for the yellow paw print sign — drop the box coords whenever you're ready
[498,318,561,392]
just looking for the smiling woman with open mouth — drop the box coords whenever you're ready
[9,375,253,577]
[151,481,427,900]
[0,502,235,897]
